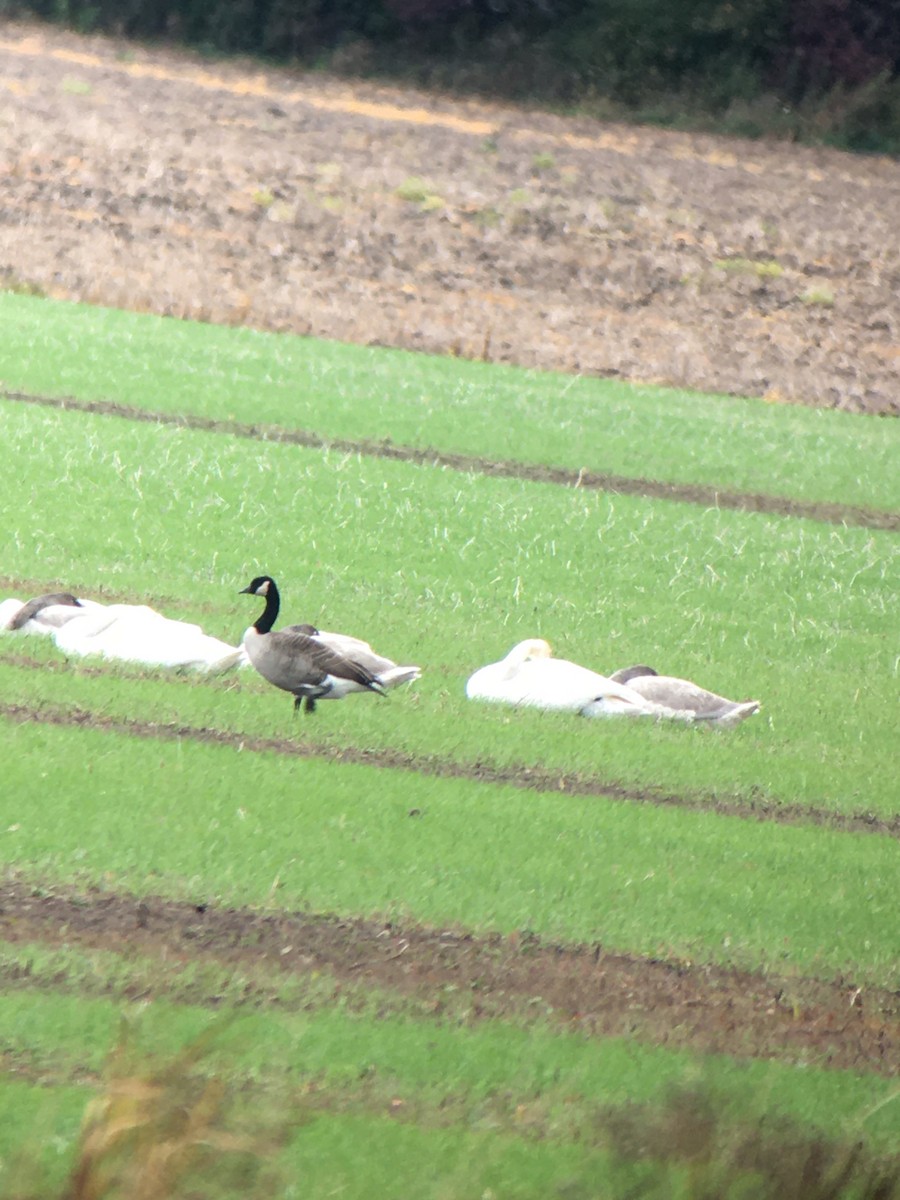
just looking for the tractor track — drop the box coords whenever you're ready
[0,876,897,1076]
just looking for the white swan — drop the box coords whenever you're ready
[53,604,243,671]
[2,592,244,672]
[0,598,25,628]
[466,640,699,720]
[610,666,760,727]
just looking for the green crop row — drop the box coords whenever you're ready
[1,293,897,512]
[2,719,897,985]
[0,946,897,1199]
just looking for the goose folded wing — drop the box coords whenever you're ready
[274,629,383,689]
[621,673,737,713]
[283,625,397,675]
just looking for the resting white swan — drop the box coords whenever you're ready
[610,666,760,727]
[466,640,700,721]
[2,592,244,672]
[55,604,244,671]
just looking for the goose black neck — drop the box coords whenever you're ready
[254,580,281,634]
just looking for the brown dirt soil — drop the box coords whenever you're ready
[1,877,897,1076]
[6,390,899,528]
[1,19,898,414]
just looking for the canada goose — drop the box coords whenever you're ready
[610,665,760,727]
[285,623,421,691]
[466,640,701,721]
[5,592,83,631]
[239,575,388,714]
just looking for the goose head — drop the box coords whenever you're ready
[239,576,275,597]
[6,592,83,631]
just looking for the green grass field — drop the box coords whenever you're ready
[1,293,898,1198]
[3,720,899,982]
[1,292,897,511]
[1,394,896,820]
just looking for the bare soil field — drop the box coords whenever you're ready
[1,19,898,414]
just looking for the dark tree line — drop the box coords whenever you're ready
[6,0,899,148]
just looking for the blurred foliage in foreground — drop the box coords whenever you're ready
[3,1018,899,1199]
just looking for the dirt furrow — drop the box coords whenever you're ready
[4,390,897,531]
[0,877,897,1075]
[2,698,897,838]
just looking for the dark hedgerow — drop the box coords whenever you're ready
[1,0,898,149]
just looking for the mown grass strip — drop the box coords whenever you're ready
[5,389,897,531]
[1,291,897,512]
[2,717,898,986]
[2,401,897,820]
[3,695,897,838]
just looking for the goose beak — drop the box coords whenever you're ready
[238,585,253,595]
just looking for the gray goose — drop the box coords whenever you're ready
[609,665,760,727]
[239,575,386,714]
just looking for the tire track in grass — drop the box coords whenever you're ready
[0,877,897,1075]
[1,697,897,839]
[3,390,898,531]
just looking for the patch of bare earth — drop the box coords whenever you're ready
[0,20,898,414]
[0,878,897,1076]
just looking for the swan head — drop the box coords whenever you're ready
[239,575,276,596]
[504,639,553,667]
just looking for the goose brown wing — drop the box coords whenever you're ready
[272,629,382,689]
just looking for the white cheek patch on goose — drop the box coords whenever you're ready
[257,580,270,595]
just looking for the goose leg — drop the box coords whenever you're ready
[304,697,317,714]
